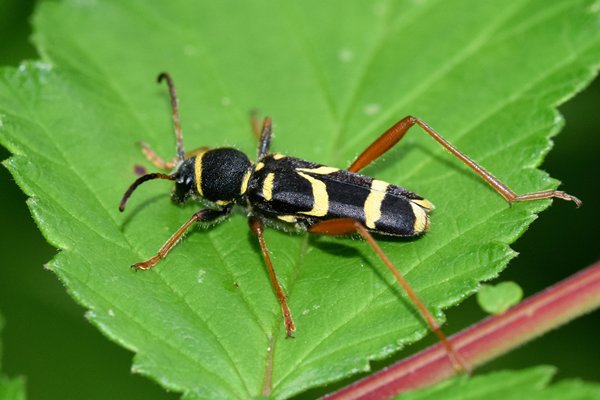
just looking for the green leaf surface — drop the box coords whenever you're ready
[396,367,600,400]
[478,281,524,314]
[0,0,598,398]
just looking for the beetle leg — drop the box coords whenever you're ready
[256,116,273,160]
[139,142,210,171]
[250,109,262,139]
[139,141,178,170]
[248,216,296,337]
[309,218,470,374]
[132,207,232,270]
[348,116,581,206]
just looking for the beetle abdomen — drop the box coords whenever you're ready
[247,154,433,236]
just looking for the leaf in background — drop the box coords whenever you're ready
[0,377,24,400]
[396,367,600,400]
[0,314,26,400]
[0,0,598,398]
[478,281,524,315]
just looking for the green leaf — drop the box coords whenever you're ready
[478,281,524,314]
[0,0,598,398]
[0,376,25,400]
[0,314,26,400]
[396,367,600,400]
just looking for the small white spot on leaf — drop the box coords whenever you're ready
[302,304,321,316]
[34,62,53,71]
[197,269,206,284]
[373,2,388,17]
[73,0,97,7]
[338,48,354,63]
[364,103,381,116]
[184,45,199,56]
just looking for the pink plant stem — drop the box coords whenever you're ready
[324,260,600,400]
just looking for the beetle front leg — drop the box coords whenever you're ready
[139,141,178,170]
[132,207,232,270]
[256,116,273,160]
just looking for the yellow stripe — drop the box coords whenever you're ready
[296,166,339,175]
[277,215,297,223]
[272,153,285,160]
[194,149,209,196]
[263,173,275,201]
[411,198,434,211]
[240,169,252,195]
[297,171,328,217]
[255,162,265,171]
[364,180,389,229]
[410,201,430,233]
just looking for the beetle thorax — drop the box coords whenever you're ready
[191,147,252,204]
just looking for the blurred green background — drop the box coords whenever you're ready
[0,1,598,399]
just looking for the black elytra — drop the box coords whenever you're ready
[245,153,433,236]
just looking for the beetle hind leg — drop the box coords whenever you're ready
[309,218,470,374]
[348,116,581,207]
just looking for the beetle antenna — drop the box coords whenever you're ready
[157,72,185,162]
[119,173,175,212]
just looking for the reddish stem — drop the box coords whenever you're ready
[324,260,600,400]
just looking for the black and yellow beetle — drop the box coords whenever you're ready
[119,73,580,371]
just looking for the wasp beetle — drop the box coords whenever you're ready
[119,73,581,372]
